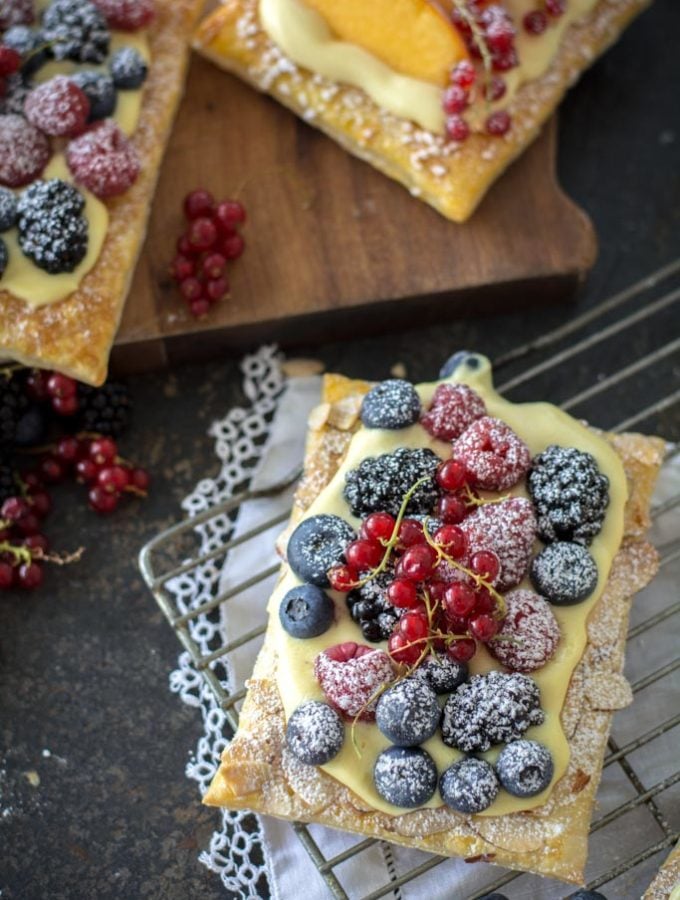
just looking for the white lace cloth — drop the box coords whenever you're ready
[167,346,679,900]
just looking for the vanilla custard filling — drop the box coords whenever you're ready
[0,30,150,307]
[270,356,627,817]
[259,0,599,135]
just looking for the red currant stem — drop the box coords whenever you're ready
[0,542,32,566]
[462,483,510,509]
[14,475,31,499]
[449,0,494,109]
[0,363,25,379]
[123,485,147,498]
[421,519,507,620]
[30,546,85,566]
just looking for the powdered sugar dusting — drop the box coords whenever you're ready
[461,497,537,590]
[314,646,395,720]
[490,589,560,673]
[453,416,531,491]
[285,700,345,765]
[0,114,51,187]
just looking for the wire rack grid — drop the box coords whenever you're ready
[139,259,680,900]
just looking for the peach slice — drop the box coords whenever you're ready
[301,0,468,86]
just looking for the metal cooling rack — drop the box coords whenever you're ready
[139,258,680,900]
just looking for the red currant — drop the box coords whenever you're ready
[473,587,496,615]
[202,252,227,279]
[469,614,499,642]
[442,84,468,115]
[397,518,425,549]
[523,10,548,34]
[345,538,383,571]
[486,110,512,135]
[190,299,211,318]
[98,465,130,494]
[450,60,475,89]
[16,512,40,536]
[29,490,51,519]
[427,580,447,605]
[444,583,477,619]
[52,394,79,416]
[399,611,429,642]
[0,562,14,589]
[436,493,467,524]
[447,638,477,663]
[38,456,66,484]
[171,254,195,282]
[327,564,357,592]
[445,114,470,142]
[130,468,150,492]
[470,549,500,581]
[76,459,100,484]
[485,75,507,102]
[0,47,21,77]
[546,0,565,15]
[400,544,438,582]
[18,561,43,590]
[436,459,468,492]
[360,511,395,543]
[25,370,49,402]
[55,436,80,465]
[89,437,117,466]
[180,277,203,302]
[205,277,229,302]
[176,233,193,256]
[183,189,214,220]
[1,497,29,521]
[188,217,217,250]
[24,533,49,554]
[215,199,246,229]
[434,524,467,559]
[387,631,421,665]
[46,372,77,399]
[88,485,119,514]
[223,233,245,260]
[387,579,419,609]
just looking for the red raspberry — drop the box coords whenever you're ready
[461,497,536,591]
[66,121,140,198]
[488,589,560,672]
[421,384,486,442]
[24,76,90,137]
[0,0,34,28]
[91,0,155,30]
[452,416,531,490]
[0,114,50,187]
[314,643,395,721]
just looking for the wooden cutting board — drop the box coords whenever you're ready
[111,52,597,375]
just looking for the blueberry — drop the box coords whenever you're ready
[439,351,482,379]
[0,188,18,232]
[568,892,608,900]
[496,739,554,798]
[287,514,355,587]
[285,701,344,766]
[279,584,334,639]
[375,678,440,746]
[110,46,148,89]
[360,379,421,430]
[413,655,468,694]
[0,239,7,278]
[530,541,598,606]
[71,70,116,120]
[373,746,437,808]
[361,619,383,642]
[440,757,499,813]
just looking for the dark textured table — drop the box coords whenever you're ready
[1,3,679,898]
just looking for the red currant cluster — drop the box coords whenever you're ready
[26,370,81,416]
[329,460,506,669]
[170,190,246,319]
[30,434,150,515]
[523,0,566,35]
[452,2,518,71]
[0,488,53,591]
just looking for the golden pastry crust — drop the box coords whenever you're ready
[644,841,680,900]
[193,0,651,223]
[204,374,664,885]
[0,0,204,386]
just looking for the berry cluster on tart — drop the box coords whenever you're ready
[0,0,203,385]
[194,0,651,222]
[204,352,665,884]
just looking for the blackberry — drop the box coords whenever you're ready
[14,403,48,447]
[0,454,18,505]
[441,671,544,752]
[76,382,131,437]
[42,0,110,64]
[0,73,32,115]
[528,445,609,545]
[343,447,440,519]
[17,179,88,274]
[71,69,116,120]
[0,0,35,30]
[0,374,29,447]
[346,567,402,642]
[0,238,7,278]
[0,188,18,231]
[2,25,50,75]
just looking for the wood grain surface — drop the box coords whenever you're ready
[112,53,597,373]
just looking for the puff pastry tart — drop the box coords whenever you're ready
[204,352,665,885]
[0,0,203,385]
[194,0,650,222]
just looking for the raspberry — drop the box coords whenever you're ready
[90,0,155,31]
[25,75,90,137]
[453,416,531,491]
[489,589,560,673]
[461,497,536,590]
[0,113,50,187]
[66,120,140,197]
[314,642,395,721]
[421,383,486,442]
[0,0,34,29]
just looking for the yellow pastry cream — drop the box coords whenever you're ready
[0,30,150,308]
[259,0,600,135]
[269,354,627,817]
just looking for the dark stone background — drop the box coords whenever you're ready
[1,3,678,898]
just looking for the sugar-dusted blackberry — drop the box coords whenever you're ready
[0,454,18,504]
[2,25,50,75]
[441,671,545,752]
[0,0,35,29]
[0,373,29,446]
[76,381,131,437]
[16,178,88,274]
[0,188,17,232]
[70,69,116,120]
[528,444,610,545]
[343,447,440,519]
[42,0,110,64]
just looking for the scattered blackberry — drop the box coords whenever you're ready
[0,374,29,446]
[0,454,18,505]
[16,179,88,274]
[109,46,147,89]
[71,69,116,120]
[528,445,610,545]
[0,238,7,277]
[441,671,545,752]
[76,382,131,437]
[0,0,35,30]
[2,25,50,75]
[343,447,440,519]
[0,73,32,115]
[42,0,110,64]
[0,188,18,231]
[346,567,403,642]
